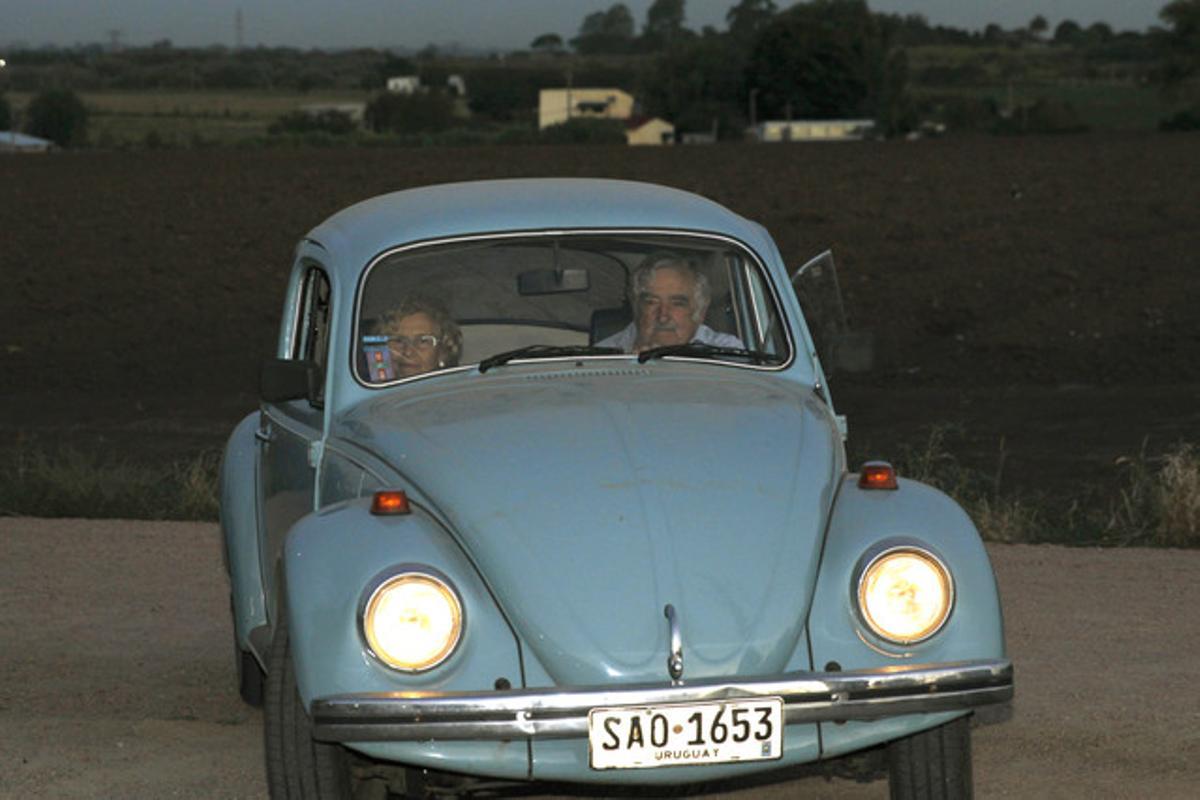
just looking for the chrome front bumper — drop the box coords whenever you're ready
[312,658,1012,743]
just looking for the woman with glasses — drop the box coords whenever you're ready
[367,296,463,381]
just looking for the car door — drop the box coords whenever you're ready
[258,261,331,614]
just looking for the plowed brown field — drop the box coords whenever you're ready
[1,135,1198,505]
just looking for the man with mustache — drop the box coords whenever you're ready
[599,252,743,354]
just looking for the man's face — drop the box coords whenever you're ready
[634,266,703,351]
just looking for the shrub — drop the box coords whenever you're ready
[1159,106,1200,131]
[364,91,456,134]
[538,117,627,144]
[994,97,1089,134]
[26,88,89,147]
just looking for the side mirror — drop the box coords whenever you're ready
[260,358,321,404]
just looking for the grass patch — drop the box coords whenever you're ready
[1105,442,1200,547]
[887,426,1200,548]
[0,445,219,521]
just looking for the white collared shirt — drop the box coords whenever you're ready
[597,323,744,353]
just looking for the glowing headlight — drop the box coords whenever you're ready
[362,572,462,672]
[857,548,953,644]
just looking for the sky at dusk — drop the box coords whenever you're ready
[0,1,1167,51]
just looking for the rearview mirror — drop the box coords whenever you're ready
[518,268,590,295]
[260,358,321,404]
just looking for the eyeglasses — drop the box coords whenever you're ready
[385,334,439,352]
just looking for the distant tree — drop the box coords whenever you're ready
[530,33,565,54]
[1085,21,1114,44]
[746,0,911,132]
[725,0,777,43]
[1156,0,1200,85]
[572,4,636,54]
[1028,15,1049,38]
[643,0,689,49]
[376,53,416,86]
[983,23,1006,44]
[26,88,88,146]
[639,34,747,135]
[1053,19,1084,45]
[0,94,11,130]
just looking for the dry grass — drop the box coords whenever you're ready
[889,426,1199,548]
[0,445,219,521]
[1107,442,1200,548]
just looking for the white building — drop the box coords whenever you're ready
[386,75,421,95]
[755,119,876,142]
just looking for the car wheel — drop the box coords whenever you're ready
[238,648,265,707]
[886,714,972,800]
[264,611,353,799]
[230,596,264,707]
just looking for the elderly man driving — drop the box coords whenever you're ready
[599,252,743,354]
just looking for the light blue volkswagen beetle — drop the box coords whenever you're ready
[220,178,1012,799]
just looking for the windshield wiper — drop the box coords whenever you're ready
[636,342,779,365]
[478,345,623,373]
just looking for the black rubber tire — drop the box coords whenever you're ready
[238,648,265,707]
[263,611,353,800]
[887,715,973,800]
[230,596,265,707]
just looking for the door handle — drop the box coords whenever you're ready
[255,425,274,444]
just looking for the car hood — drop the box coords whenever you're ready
[336,366,841,686]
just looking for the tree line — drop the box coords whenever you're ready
[3,0,1198,146]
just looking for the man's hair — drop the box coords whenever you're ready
[375,295,463,366]
[629,252,711,323]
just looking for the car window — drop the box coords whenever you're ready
[355,233,789,385]
[294,265,332,404]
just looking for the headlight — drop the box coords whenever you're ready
[857,548,953,644]
[362,572,463,672]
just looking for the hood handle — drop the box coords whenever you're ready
[664,604,684,684]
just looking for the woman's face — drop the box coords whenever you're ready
[385,311,443,377]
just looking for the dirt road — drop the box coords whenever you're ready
[2,517,1198,799]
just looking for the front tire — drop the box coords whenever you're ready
[263,612,353,799]
[887,714,973,800]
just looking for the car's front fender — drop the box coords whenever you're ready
[220,411,266,656]
[807,474,1007,757]
[282,497,531,778]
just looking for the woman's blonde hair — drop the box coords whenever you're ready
[375,295,463,367]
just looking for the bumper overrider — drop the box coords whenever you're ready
[311,658,1012,742]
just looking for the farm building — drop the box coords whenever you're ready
[538,88,635,129]
[755,119,876,142]
[626,117,675,146]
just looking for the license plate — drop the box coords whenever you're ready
[588,697,783,770]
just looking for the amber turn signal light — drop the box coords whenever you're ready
[371,490,412,515]
[858,461,898,490]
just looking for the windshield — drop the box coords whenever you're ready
[355,232,790,385]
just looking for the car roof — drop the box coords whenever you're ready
[305,178,775,278]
